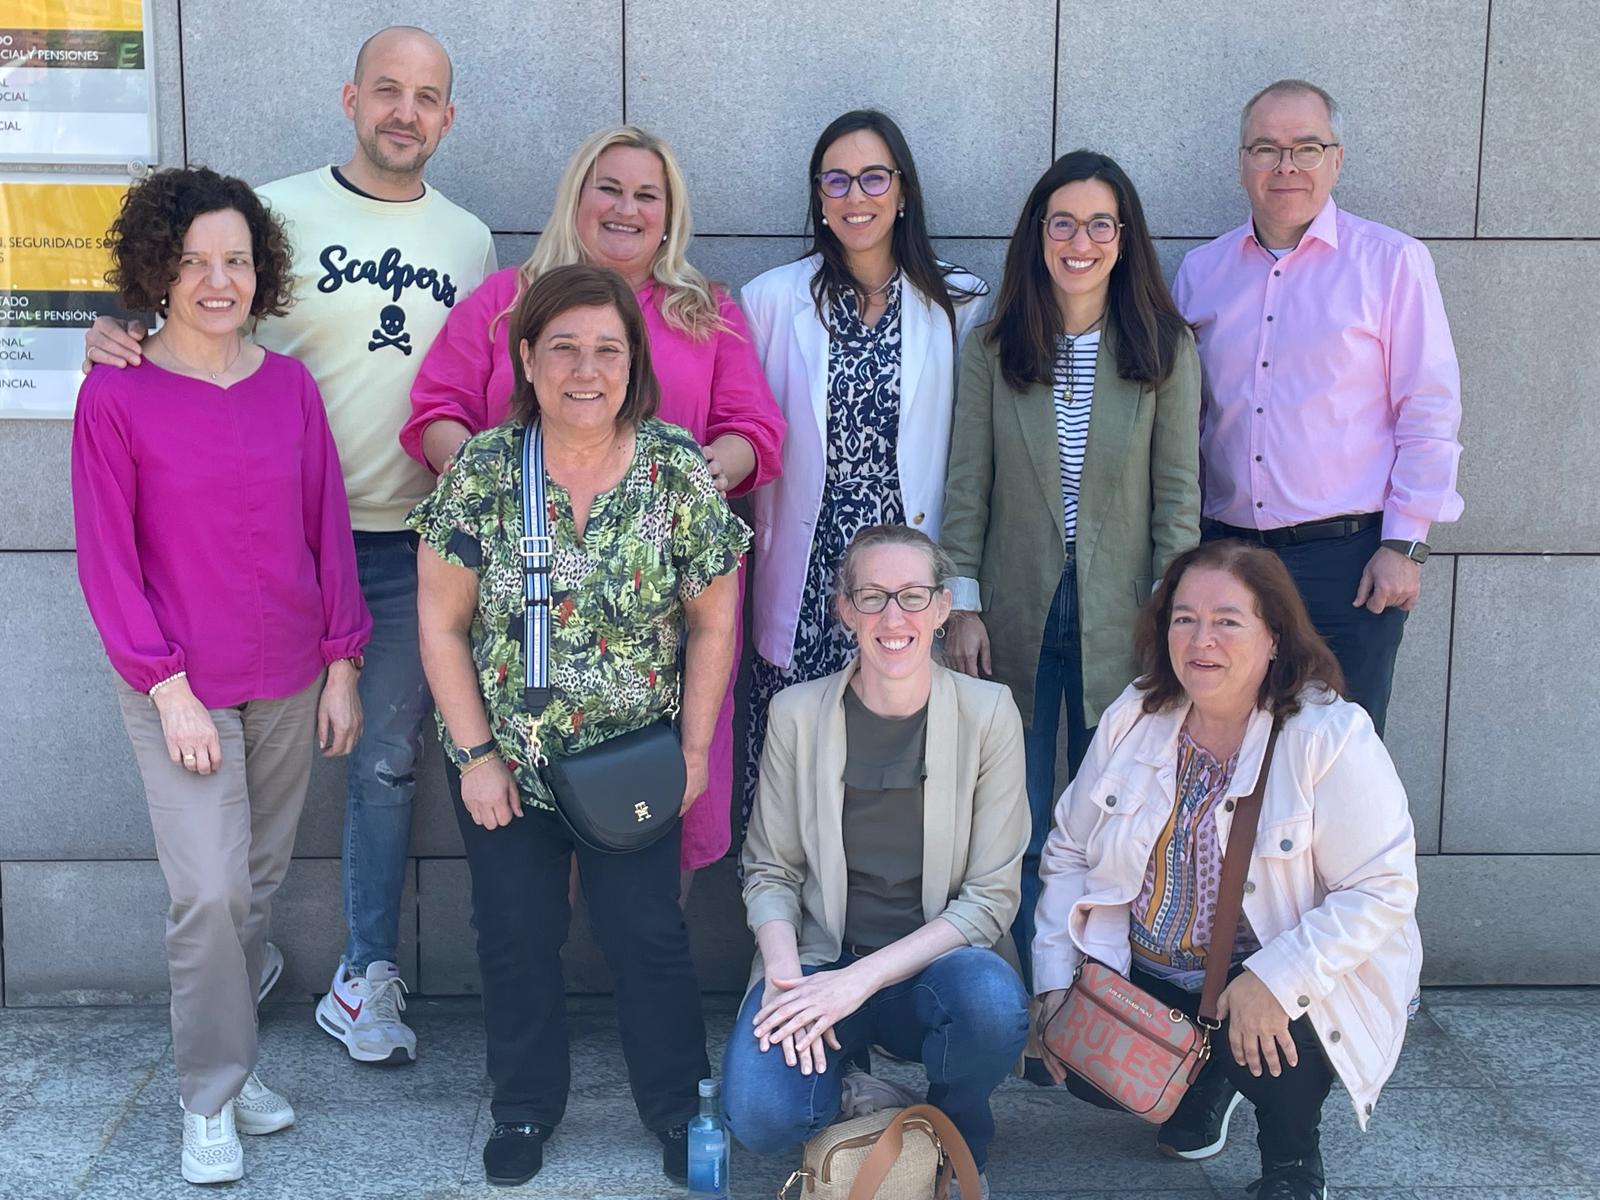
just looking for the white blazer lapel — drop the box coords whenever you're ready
[791,287,830,443]
[898,276,932,427]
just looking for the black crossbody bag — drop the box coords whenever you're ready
[520,420,685,854]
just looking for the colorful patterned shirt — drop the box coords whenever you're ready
[1131,729,1260,991]
[407,418,750,809]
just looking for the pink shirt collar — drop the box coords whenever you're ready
[1238,195,1341,256]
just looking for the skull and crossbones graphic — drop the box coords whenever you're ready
[368,305,413,354]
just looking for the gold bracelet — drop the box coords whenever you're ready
[457,750,501,776]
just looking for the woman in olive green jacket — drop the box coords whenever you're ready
[939,151,1200,998]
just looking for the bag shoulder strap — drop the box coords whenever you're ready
[846,1104,980,1200]
[1197,719,1281,1027]
[520,421,553,720]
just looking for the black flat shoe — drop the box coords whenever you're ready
[1021,1057,1059,1087]
[658,1123,688,1183]
[484,1122,553,1187]
[1156,1069,1242,1160]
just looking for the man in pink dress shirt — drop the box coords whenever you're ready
[1173,79,1463,737]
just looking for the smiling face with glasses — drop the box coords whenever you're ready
[1238,88,1344,249]
[836,542,953,693]
[1040,178,1122,327]
[817,129,904,269]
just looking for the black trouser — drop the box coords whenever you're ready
[1203,523,1407,735]
[449,768,709,1131]
[1064,965,1334,1162]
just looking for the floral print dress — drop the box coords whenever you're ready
[407,419,750,811]
[743,280,906,828]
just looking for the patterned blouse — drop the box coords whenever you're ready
[1130,729,1260,990]
[408,419,751,810]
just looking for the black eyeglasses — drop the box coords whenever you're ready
[1241,141,1340,171]
[816,167,902,199]
[847,584,938,614]
[1042,215,1123,243]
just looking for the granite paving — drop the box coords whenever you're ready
[1,989,1594,1200]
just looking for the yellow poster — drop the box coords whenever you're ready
[1,0,155,164]
[0,176,135,417]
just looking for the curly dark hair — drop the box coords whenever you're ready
[105,166,294,318]
[1133,539,1347,722]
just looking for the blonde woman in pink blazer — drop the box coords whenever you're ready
[1032,539,1420,1200]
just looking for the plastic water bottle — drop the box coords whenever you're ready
[687,1077,729,1197]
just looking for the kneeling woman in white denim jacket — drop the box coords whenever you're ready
[1032,539,1420,1200]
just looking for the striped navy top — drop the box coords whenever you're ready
[1053,330,1099,544]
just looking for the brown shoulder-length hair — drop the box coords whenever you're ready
[106,165,293,318]
[1133,539,1347,721]
[505,264,660,428]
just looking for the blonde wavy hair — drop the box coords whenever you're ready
[498,126,725,342]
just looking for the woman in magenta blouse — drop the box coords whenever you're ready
[72,167,370,1186]
[402,125,785,881]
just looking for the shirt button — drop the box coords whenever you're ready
[1257,501,1264,508]
[1274,269,1282,277]
[1105,795,1117,807]
[1256,406,1264,414]
[1255,455,1262,462]
[1224,799,1235,812]
[1329,1030,1342,1043]
[1244,881,1256,894]
[1266,315,1274,322]
[911,512,925,526]
[1297,995,1310,1007]
[1280,838,1293,851]
[1261,361,1269,368]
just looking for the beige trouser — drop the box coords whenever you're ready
[117,673,322,1116]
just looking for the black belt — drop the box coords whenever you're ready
[1206,512,1380,549]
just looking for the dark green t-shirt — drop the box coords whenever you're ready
[841,687,928,949]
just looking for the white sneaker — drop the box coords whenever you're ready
[256,942,284,1005]
[181,1101,243,1184]
[315,959,416,1064]
[233,1071,295,1135]
[947,1170,989,1200]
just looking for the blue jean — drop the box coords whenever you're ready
[722,947,1028,1171]
[342,531,432,970]
[1013,556,1093,992]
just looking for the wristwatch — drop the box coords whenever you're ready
[1380,539,1430,564]
[450,738,499,768]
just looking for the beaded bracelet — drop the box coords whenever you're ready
[147,671,188,700]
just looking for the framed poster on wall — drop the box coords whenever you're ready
[0,175,140,418]
[0,0,157,165]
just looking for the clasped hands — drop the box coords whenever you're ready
[751,965,873,1077]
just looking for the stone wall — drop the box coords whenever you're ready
[3,0,1595,1003]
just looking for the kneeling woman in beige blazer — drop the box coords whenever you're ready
[724,524,1029,1195]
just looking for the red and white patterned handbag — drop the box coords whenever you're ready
[1040,723,1281,1124]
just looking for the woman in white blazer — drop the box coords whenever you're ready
[741,109,993,829]
[1032,539,1420,1200]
